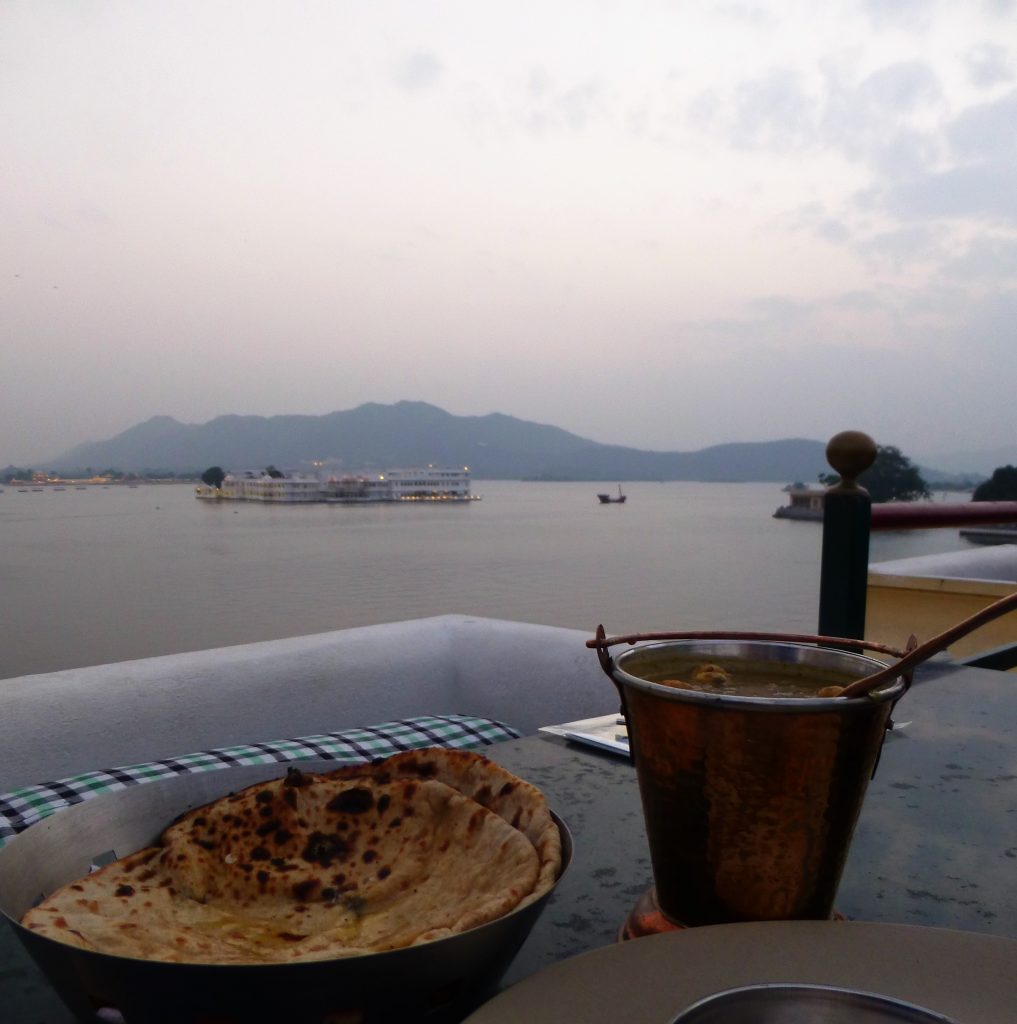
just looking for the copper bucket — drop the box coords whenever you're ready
[591,629,908,928]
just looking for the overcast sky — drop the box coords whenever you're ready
[3,0,1015,466]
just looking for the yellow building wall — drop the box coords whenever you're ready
[865,573,1017,658]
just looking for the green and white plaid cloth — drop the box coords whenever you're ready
[0,714,518,847]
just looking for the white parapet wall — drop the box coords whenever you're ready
[0,616,616,794]
[869,545,1017,584]
[866,545,1017,656]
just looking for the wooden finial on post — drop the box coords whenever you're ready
[818,431,877,641]
[825,431,877,491]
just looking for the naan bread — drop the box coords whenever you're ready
[324,748,562,910]
[21,751,560,964]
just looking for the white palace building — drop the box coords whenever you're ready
[196,466,477,504]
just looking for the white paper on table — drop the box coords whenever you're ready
[539,714,630,757]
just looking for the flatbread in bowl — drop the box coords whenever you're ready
[20,750,563,965]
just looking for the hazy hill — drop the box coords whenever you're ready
[917,445,1016,477]
[44,401,830,482]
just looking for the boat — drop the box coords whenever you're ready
[597,485,627,504]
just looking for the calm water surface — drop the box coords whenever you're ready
[0,481,973,679]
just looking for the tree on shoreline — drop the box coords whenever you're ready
[201,466,226,489]
[972,465,1017,501]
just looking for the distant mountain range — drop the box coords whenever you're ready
[31,401,997,482]
[917,445,1016,477]
[39,401,838,482]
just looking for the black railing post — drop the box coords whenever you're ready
[818,431,877,641]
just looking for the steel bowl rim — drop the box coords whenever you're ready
[612,638,906,710]
[0,760,571,971]
[670,982,958,1023]
[1,815,573,974]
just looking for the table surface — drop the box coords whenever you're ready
[498,660,1016,986]
[2,658,1015,1020]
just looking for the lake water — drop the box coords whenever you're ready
[0,481,974,680]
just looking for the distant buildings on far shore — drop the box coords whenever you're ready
[196,465,478,504]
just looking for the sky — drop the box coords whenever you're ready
[2,0,1016,467]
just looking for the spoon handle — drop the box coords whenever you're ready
[839,588,1017,698]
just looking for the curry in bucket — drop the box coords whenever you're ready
[650,659,872,698]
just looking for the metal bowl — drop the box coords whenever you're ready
[670,984,958,1023]
[0,761,571,1024]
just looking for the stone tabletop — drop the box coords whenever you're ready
[2,659,1014,1020]
[494,656,1016,989]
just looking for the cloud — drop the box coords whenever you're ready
[660,280,1017,452]
[854,224,950,268]
[842,89,1017,235]
[729,69,816,150]
[715,3,779,29]
[694,58,944,175]
[870,129,942,181]
[857,61,942,112]
[4,0,1015,464]
[672,288,901,362]
[946,88,1017,160]
[964,44,1016,89]
[394,50,443,92]
[682,271,1016,364]
[687,88,723,131]
[696,57,1014,266]
[868,156,1017,224]
[950,286,1017,357]
[819,61,943,174]
[816,218,852,244]
[941,235,1017,283]
[860,0,935,31]
[525,71,605,134]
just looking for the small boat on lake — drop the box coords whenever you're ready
[597,485,627,504]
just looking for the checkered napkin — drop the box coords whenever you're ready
[0,714,519,847]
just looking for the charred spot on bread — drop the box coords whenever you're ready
[326,787,374,814]
[283,767,312,788]
[301,831,350,867]
[291,879,320,903]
